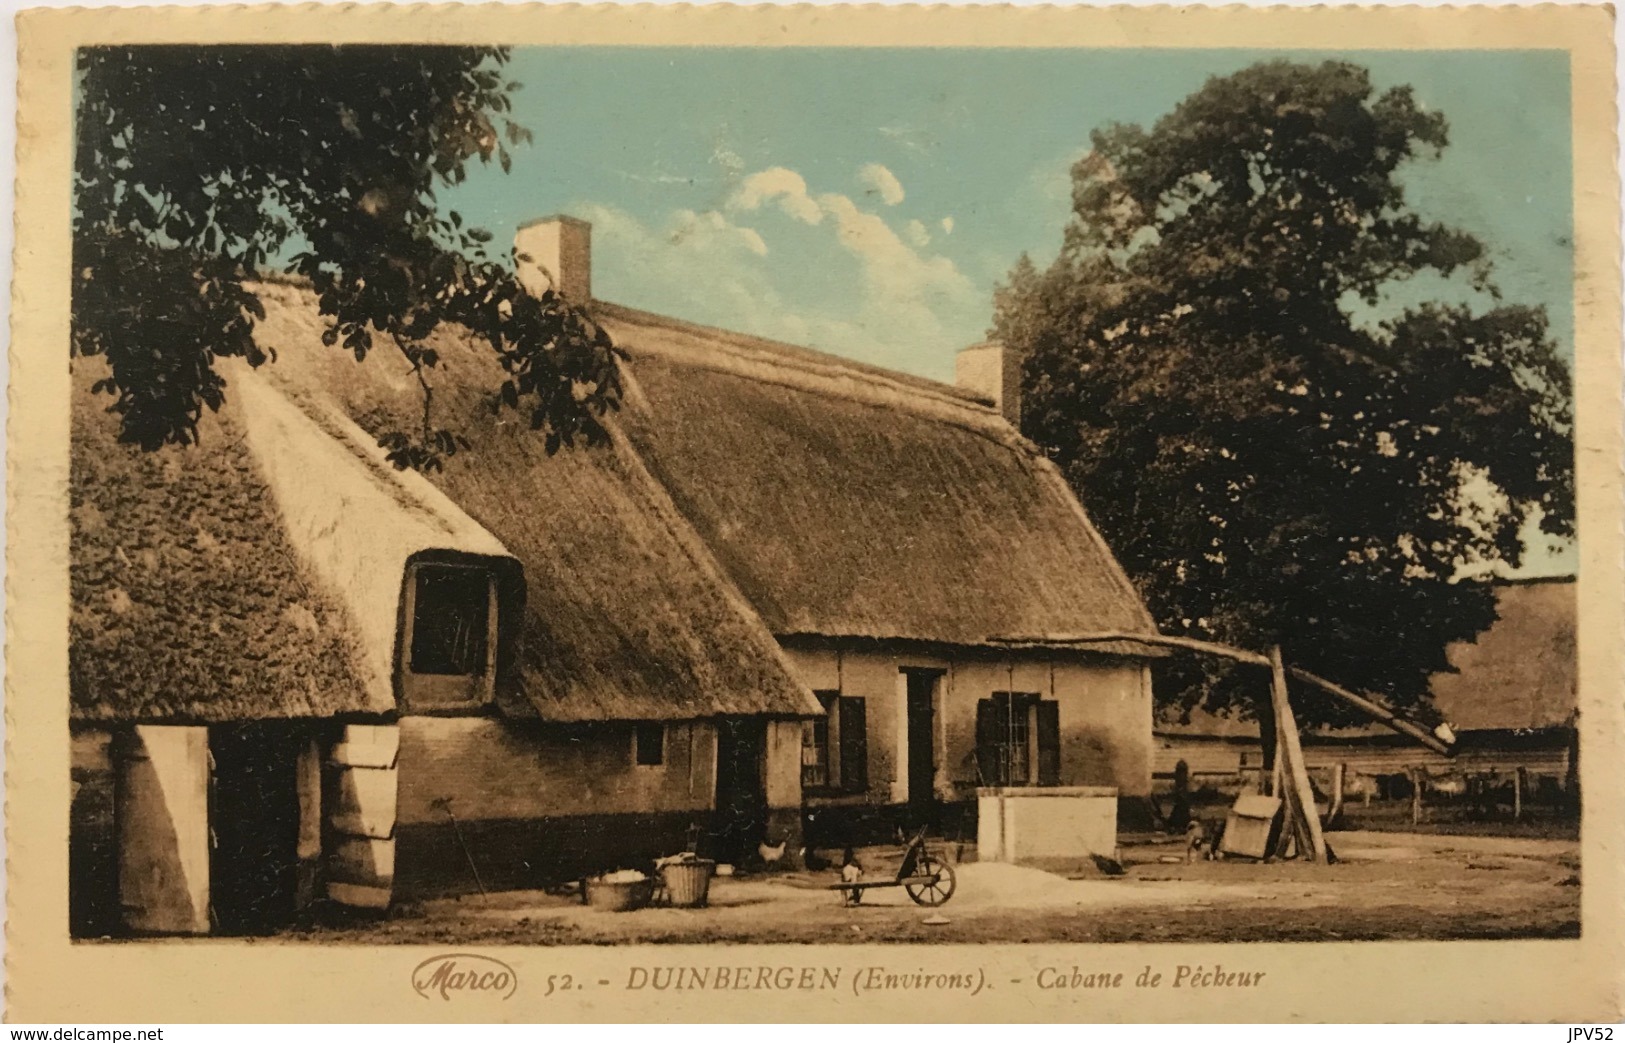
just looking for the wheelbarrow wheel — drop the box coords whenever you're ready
[905,857,955,907]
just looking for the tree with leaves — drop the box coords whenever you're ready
[73,45,621,469]
[994,60,1574,732]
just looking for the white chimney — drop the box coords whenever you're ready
[514,215,592,303]
[955,339,1023,428]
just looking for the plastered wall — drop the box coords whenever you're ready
[395,715,719,824]
[781,644,1153,804]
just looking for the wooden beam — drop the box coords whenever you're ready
[992,633,1453,755]
[1286,667,1453,755]
[1270,646,1327,862]
[993,632,1270,667]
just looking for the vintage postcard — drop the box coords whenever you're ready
[6,1,1622,1023]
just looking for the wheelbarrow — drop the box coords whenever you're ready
[825,826,956,907]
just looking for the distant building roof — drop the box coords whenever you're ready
[1430,577,1577,732]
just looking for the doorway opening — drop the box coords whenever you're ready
[712,717,767,865]
[209,722,304,935]
[904,669,943,830]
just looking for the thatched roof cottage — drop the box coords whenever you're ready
[71,215,1161,934]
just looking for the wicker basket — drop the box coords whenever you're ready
[584,877,654,912]
[659,860,716,908]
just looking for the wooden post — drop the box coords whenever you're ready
[294,736,323,912]
[1514,767,1526,821]
[1269,646,1326,862]
[1410,767,1424,825]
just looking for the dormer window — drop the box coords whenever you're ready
[400,561,499,709]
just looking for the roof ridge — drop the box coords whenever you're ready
[599,303,1060,465]
[593,298,989,405]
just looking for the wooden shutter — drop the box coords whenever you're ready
[975,698,1000,786]
[839,697,868,793]
[1036,700,1061,785]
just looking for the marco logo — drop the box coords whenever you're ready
[412,953,519,1001]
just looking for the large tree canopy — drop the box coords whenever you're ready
[994,60,1574,728]
[73,45,621,468]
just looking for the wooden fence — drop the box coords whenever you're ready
[1155,759,1578,827]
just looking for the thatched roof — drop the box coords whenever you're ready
[598,302,1158,649]
[251,282,821,723]
[79,269,1153,724]
[1431,577,1577,732]
[71,358,382,722]
[71,333,524,723]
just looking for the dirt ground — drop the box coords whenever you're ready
[290,830,1580,945]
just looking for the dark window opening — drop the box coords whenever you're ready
[634,723,665,766]
[976,692,1058,787]
[409,565,491,676]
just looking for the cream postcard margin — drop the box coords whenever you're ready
[8,3,1623,1023]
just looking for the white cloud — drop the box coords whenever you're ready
[581,163,986,377]
[731,167,824,225]
[666,208,769,257]
[940,216,955,235]
[878,124,933,156]
[858,163,905,206]
[814,194,975,332]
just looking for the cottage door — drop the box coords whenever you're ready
[712,718,767,865]
[209,722,303,935]
[904,671,941,829]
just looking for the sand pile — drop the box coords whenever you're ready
[952,862,1135,910]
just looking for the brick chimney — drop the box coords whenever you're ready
[514,215,592,303]
[955,339,1023,428]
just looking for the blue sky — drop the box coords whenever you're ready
[442,47,1574,386]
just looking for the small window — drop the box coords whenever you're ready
[802,692,836,788]
[801,691,867,793]
[634,723,664,766]
[409,565,491,676]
